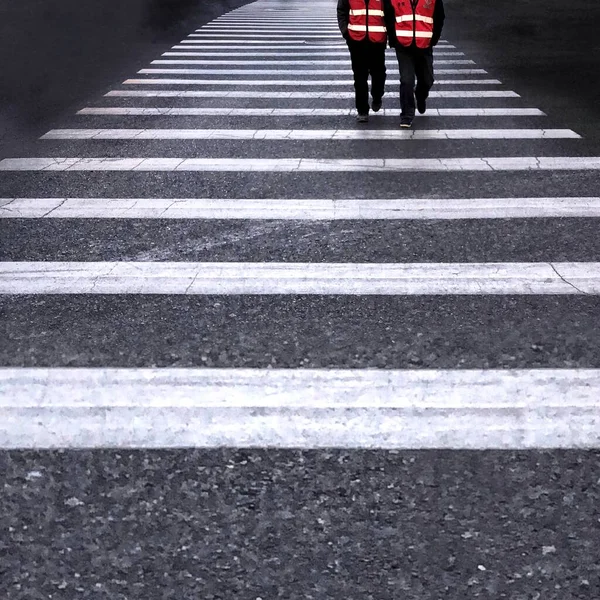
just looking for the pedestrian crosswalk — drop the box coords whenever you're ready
[1,0,600,449]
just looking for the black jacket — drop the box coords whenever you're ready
[337,0,352,39]
[383,0,445,48]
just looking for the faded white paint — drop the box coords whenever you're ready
[115,89,516,98]
[1,369,600,449]
[78,107,545,117]
[3,156,599,173]
[0,261,598,295]
[2,197,599,220]
[41,129,580,141]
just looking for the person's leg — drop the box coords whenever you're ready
[368,42,387,110]
[347,39,370,117]
[395,46,416,118]
[415,47,435,113]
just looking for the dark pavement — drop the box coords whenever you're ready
[2,450,599,599]
[2,0,600,597]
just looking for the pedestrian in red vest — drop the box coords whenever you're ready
[384,0,445,128]
[337,0,388,122]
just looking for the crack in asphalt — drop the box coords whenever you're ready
[549,263,589,295]
[0,198,17,213]
[184,271,200,295]
[42,199,67,218]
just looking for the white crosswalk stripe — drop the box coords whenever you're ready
[41,129,579,140]
[76,107,546,117]
[3,197,598,219]
[2,369,600,449]
[2,0,600,449]
[5,156,600,172]
[1,262,598,295]
[163,51,466,56]
[112,90,516,99]
[125,78,500,85]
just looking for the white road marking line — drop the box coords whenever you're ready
[79,107,545,117]
[2,368,600,450]
[2,197,598,220]
[124,78,501,86]
[201,21,339,24]
[178,39,348,45]
[198,27,341,32]
[0,261,599,295]
[139,62,476,74]
[175,42,457,49]
[3,156,598,173]
[151,59,476,66]
[112,89,517,98]
[164,51,466,56]
[41,129,580,141]
[186,33,343,38]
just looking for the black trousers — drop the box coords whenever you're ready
[346,38,387,115]
[394,45,434,117]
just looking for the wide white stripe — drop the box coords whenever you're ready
[139,61,475,73]
[42,129,579,141]
[175,42,457,49]
[78,107,546,117]
[113,89,516,98]
[179,39,346,44]
[198,28,341,32]
[123,77,501,86]
[128,69,487,81]
[151,59,474,66]
[200,25,341,29]
[3,156,598,173]
[187,33,342,38]
[3,365,600,448]
[2,197,598,220]
[164,51,466,56]
[212,22,338,25]
[0,262,598,295]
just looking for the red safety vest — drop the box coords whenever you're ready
[391,0,436,49]
[347,0,387,44]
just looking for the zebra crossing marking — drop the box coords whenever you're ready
[0,261,598,295]
[124,78,502,86]
[78,108,546,117]
[139,62,476,74]
[186,34,344,38]
[1,368,599,449]
[2,197,598,220]
[41,129,579,141]
[152,59,474,65]
[175,42,457,49]
[5,156,599,172]
[115,89,514,98]
[3,0,598,453]
[163,51,466,56]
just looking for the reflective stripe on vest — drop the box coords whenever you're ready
[392,0,436,49]
[347,0,387,44]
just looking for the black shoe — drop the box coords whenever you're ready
[371,98,382,112]
[356,113,369,123]
[400,116,413,128]
[416,94,427,115]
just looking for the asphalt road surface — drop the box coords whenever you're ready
[1,0,600,597]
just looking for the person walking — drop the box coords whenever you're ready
[337,0,388,122]
[384,0,445,128]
